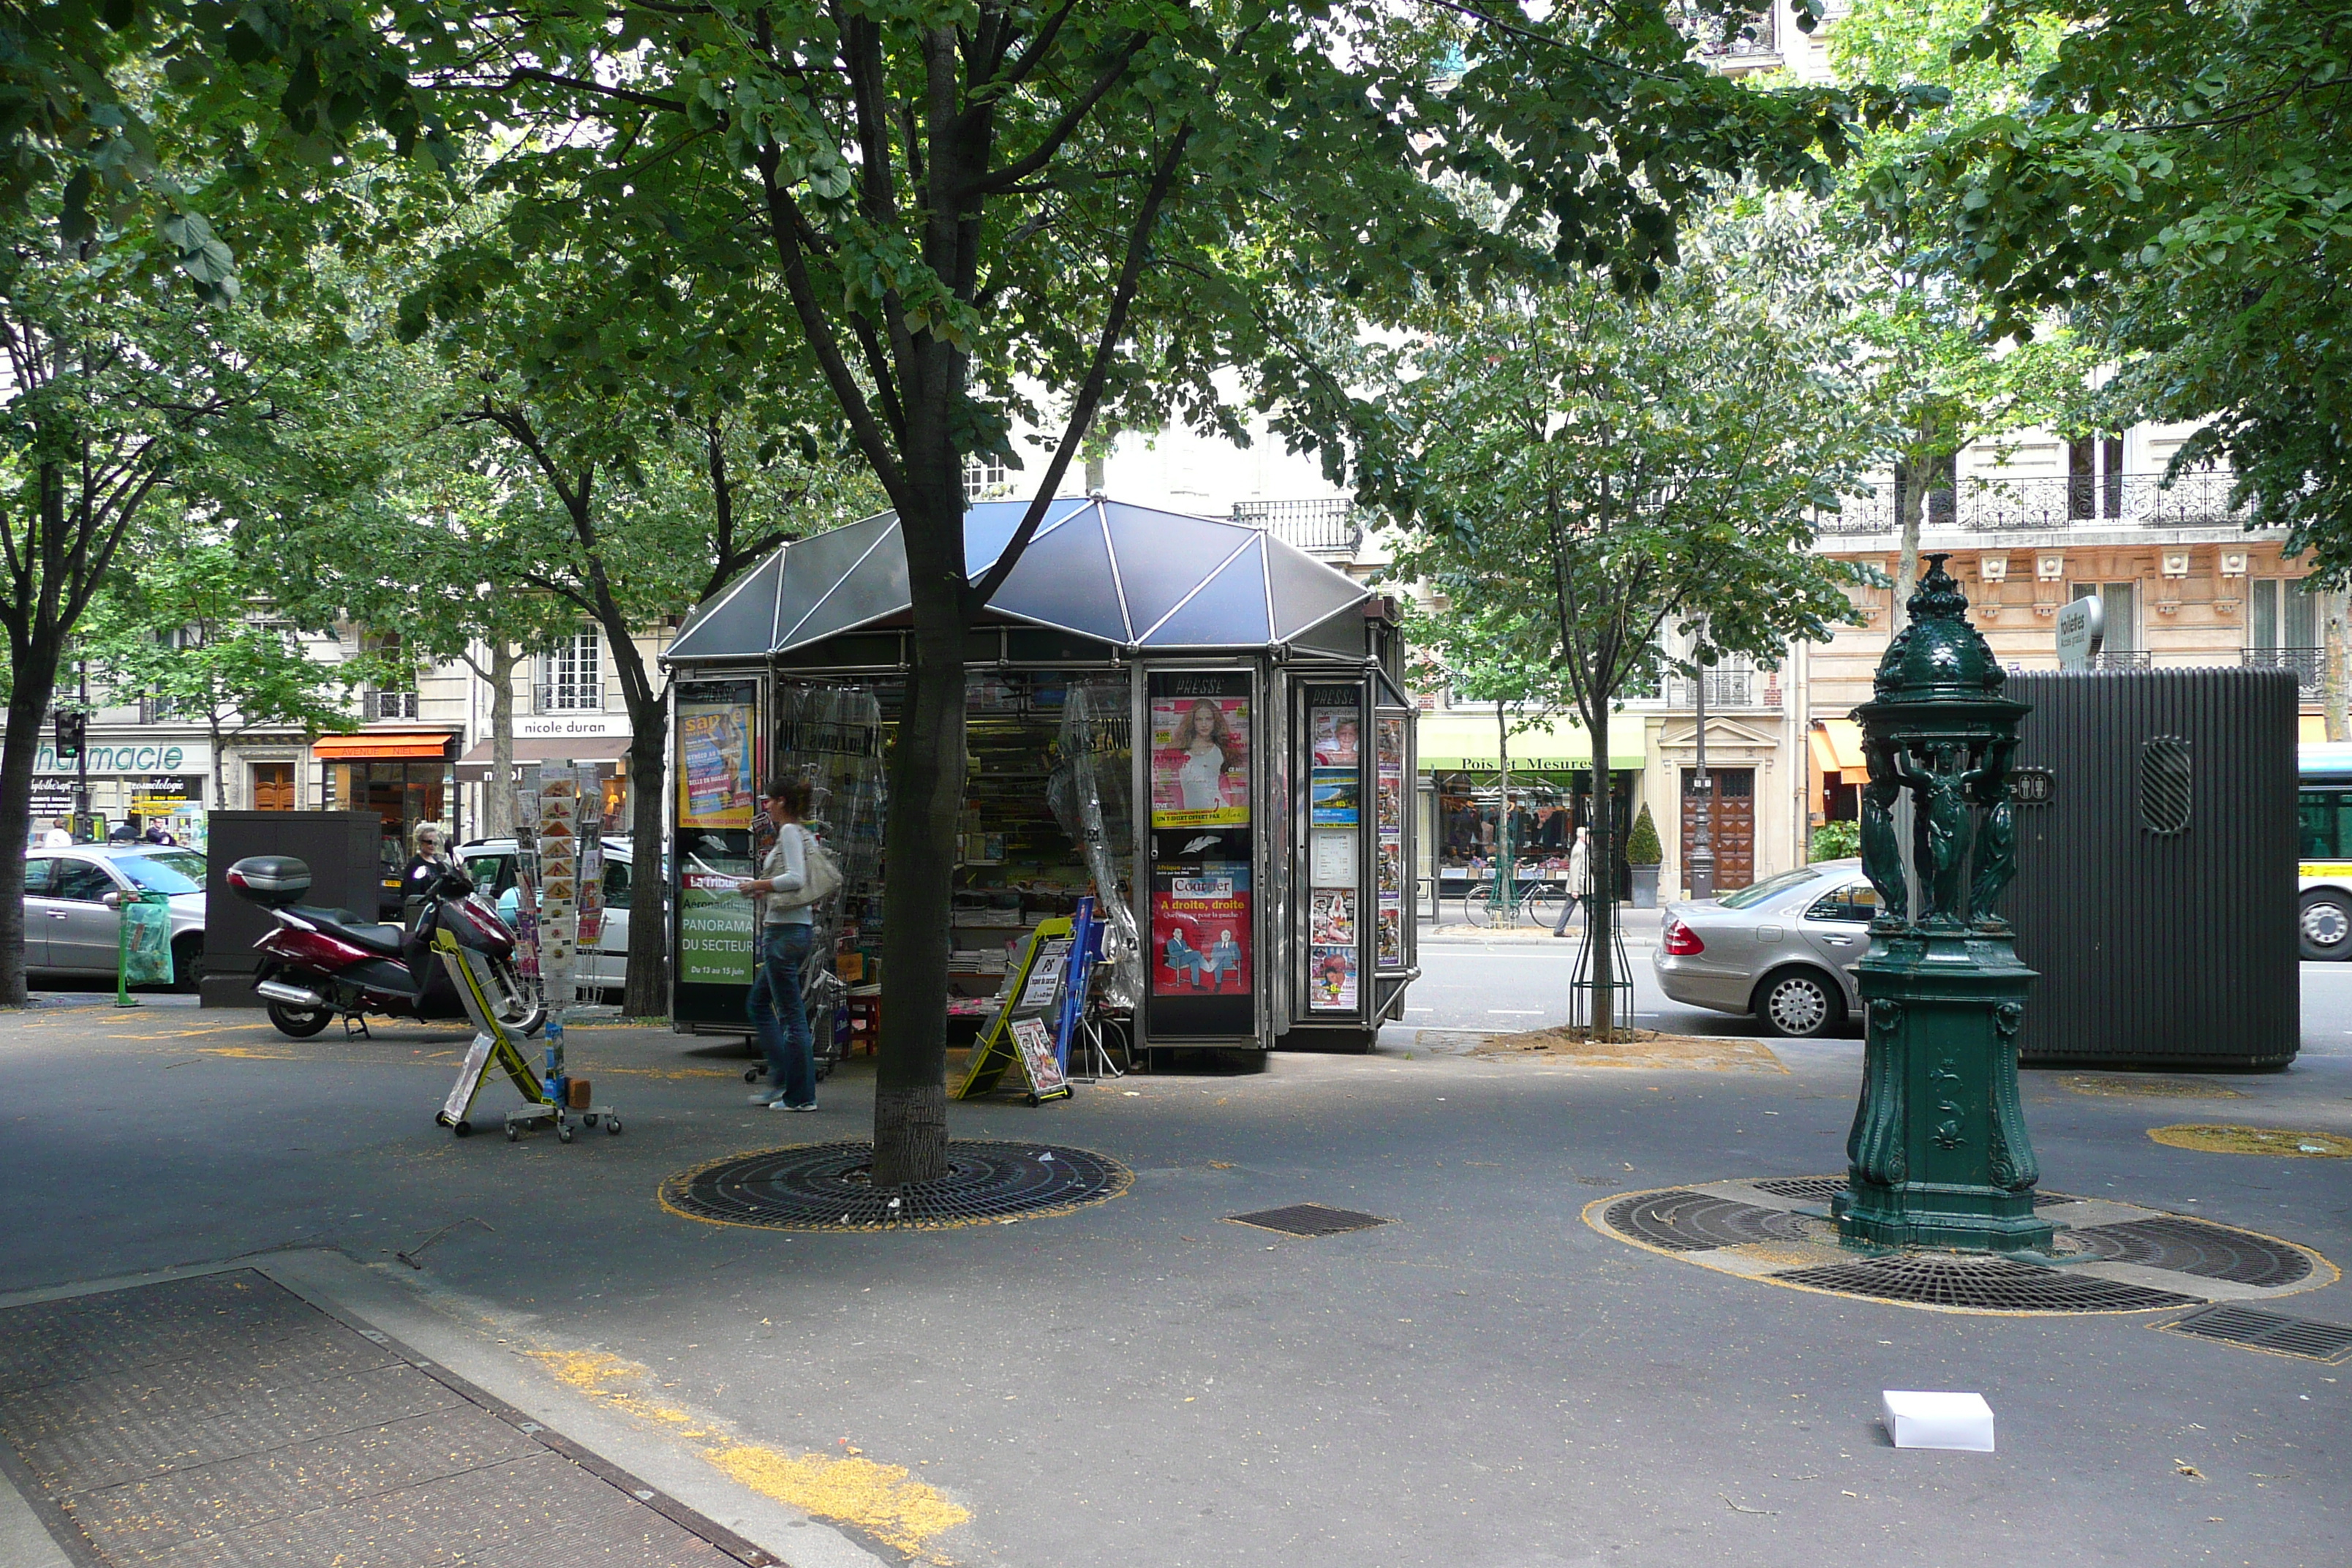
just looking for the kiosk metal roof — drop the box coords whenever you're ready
[666,497,1373,662]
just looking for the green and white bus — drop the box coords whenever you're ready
[2297,743,2352,959]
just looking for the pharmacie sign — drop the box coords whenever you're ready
[34,742,203,776]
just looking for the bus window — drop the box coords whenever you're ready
[2301,789,2352,859]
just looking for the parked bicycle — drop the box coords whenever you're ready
[1460,874,1559,929]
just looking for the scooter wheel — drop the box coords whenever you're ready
[453,1120,472,1138]
[557,1120,573,1143]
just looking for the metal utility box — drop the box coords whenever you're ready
[200,811,386,1009]
[2002,668,2298,1069]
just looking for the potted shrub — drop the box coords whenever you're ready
[1809,819,1861,863]
[1624,803,1663,908]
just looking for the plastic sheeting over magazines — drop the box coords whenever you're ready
[666,498,1373,662]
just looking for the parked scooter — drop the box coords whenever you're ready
[228,855,545,1039]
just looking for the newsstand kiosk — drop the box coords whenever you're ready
[659,497,1418,1060]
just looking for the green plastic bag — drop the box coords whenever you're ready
[121,895,173,987]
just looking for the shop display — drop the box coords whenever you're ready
[1150,691,1249,826]
[1153,863,1251,994]
[1311,706,1360,766]
[1311,769,1359,826]
[1376,713,1409,968]
[1311,944,1358,1009]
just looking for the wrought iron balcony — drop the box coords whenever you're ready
[1231,497,1365,557]
[2244,646,2324,693]
[535,683,604,715]
[1814,470,2252,536]
[1663,667,1780,709]
[365,689,419,720]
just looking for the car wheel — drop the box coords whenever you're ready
[1755,968,1845,1039]
[2300,892,2352,961]
[170,935,202,994]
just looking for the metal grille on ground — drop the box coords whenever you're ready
[1750,1175,2079,1208]
[1225,1204,1392,1237]
[2158,1303,2352,1363]
[2062,1217,2313,1287]
[659,1141,1130,1231]
[1772,1255,2200,1313]
[1603,1191,1820,1253]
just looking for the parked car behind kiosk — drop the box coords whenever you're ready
[20,845,206,990]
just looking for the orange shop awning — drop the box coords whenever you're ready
[313,733,456,761]
[1809,717,1868,777]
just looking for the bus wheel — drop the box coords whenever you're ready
[2300,892,2352,961]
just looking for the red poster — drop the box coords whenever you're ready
[1152,864,1251,995]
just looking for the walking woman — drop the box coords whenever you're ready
[1552,825,1594,938]
[739,777,819,1111]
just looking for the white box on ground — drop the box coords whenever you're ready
[1881,1390,1995,1452]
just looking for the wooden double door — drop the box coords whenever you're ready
[1680,767,1755,890]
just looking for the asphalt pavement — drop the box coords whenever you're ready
[0,950,2346,1567]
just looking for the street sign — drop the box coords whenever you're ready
[2055,596,2105,671]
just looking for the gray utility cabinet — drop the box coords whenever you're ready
[2000,668,2298,1069]
[200,811,385,1009]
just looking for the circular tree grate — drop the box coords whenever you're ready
[1773,1254,2198,1313]
[2060,1217,2313,1288]
[1603,1191,1820,1253]
[1750,1175,2081,1209]
[660,1140,1131,1232]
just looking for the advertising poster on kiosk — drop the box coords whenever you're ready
[1377,713,1408,968]
[1150,691,1250,826]
[1152,864,1252,995]
[1147,671,1255,1037]
[678,700,756,829]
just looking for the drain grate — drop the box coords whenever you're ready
[1749,1175,2078,1209]
[1773,1254,2199,1313]
[660,1140,1128,1231]
[2064,1217,2312,1287]
[1603,1191,1817,1252]
[1226,1203,1390,1237]
[2159,1303,2352,1363]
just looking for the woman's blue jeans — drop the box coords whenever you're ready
[750,923,816,1107]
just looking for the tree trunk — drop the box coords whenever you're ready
[622,698,669,1018]
[483,638,519,838]
[0,657,61,1006]
[2327,590,2349,744]
[870,493,967,1188]
[1588,700,1615,1038]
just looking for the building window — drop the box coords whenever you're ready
[2068,435,2125,520]
[964,453,1009,501]
[540,630,603,712]
[2068,581,2139,653]
[363,630,419,719]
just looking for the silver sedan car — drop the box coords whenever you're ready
[1651,859,1877,1038]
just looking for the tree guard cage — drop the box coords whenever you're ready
[660,498,1417,1055]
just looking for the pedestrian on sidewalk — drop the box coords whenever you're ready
[739,777,819,1111]
[1553,826,1594,938]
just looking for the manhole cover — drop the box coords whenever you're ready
[2146,1124,2352,1158]
[1603,1190,1817,1252]
[2064,1217,2313,1287]
[1226,1204,1390,1237]
[660,1141,1129,1231]
[1774,1254,2199,1313]
[2058,1074,2244,1100]
[2158,1303,2352,1363]
[1750,1175,2078,1208]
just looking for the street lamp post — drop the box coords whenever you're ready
[1689,629,1714,901]
[1837,554,2052,1253]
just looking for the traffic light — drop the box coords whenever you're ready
[53,710,85,761]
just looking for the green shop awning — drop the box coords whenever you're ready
[1416,711,1645,774]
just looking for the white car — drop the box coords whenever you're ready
[455,837,636,996]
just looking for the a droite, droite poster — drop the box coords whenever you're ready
[1152,863,1251,995]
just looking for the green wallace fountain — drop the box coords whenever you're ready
[1838,554,2053,1253]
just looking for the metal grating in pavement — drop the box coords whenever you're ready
[0,1270,778,1567]
[1772,1254,2200,1313]
[1224,1203,1392,1237]
[1749,1175,2078,1209]
[662,1139,1130,1230]
[2062,1217,2313,1287]
[2158,1303,2352,1364]
[1602,1191,1817,1253]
